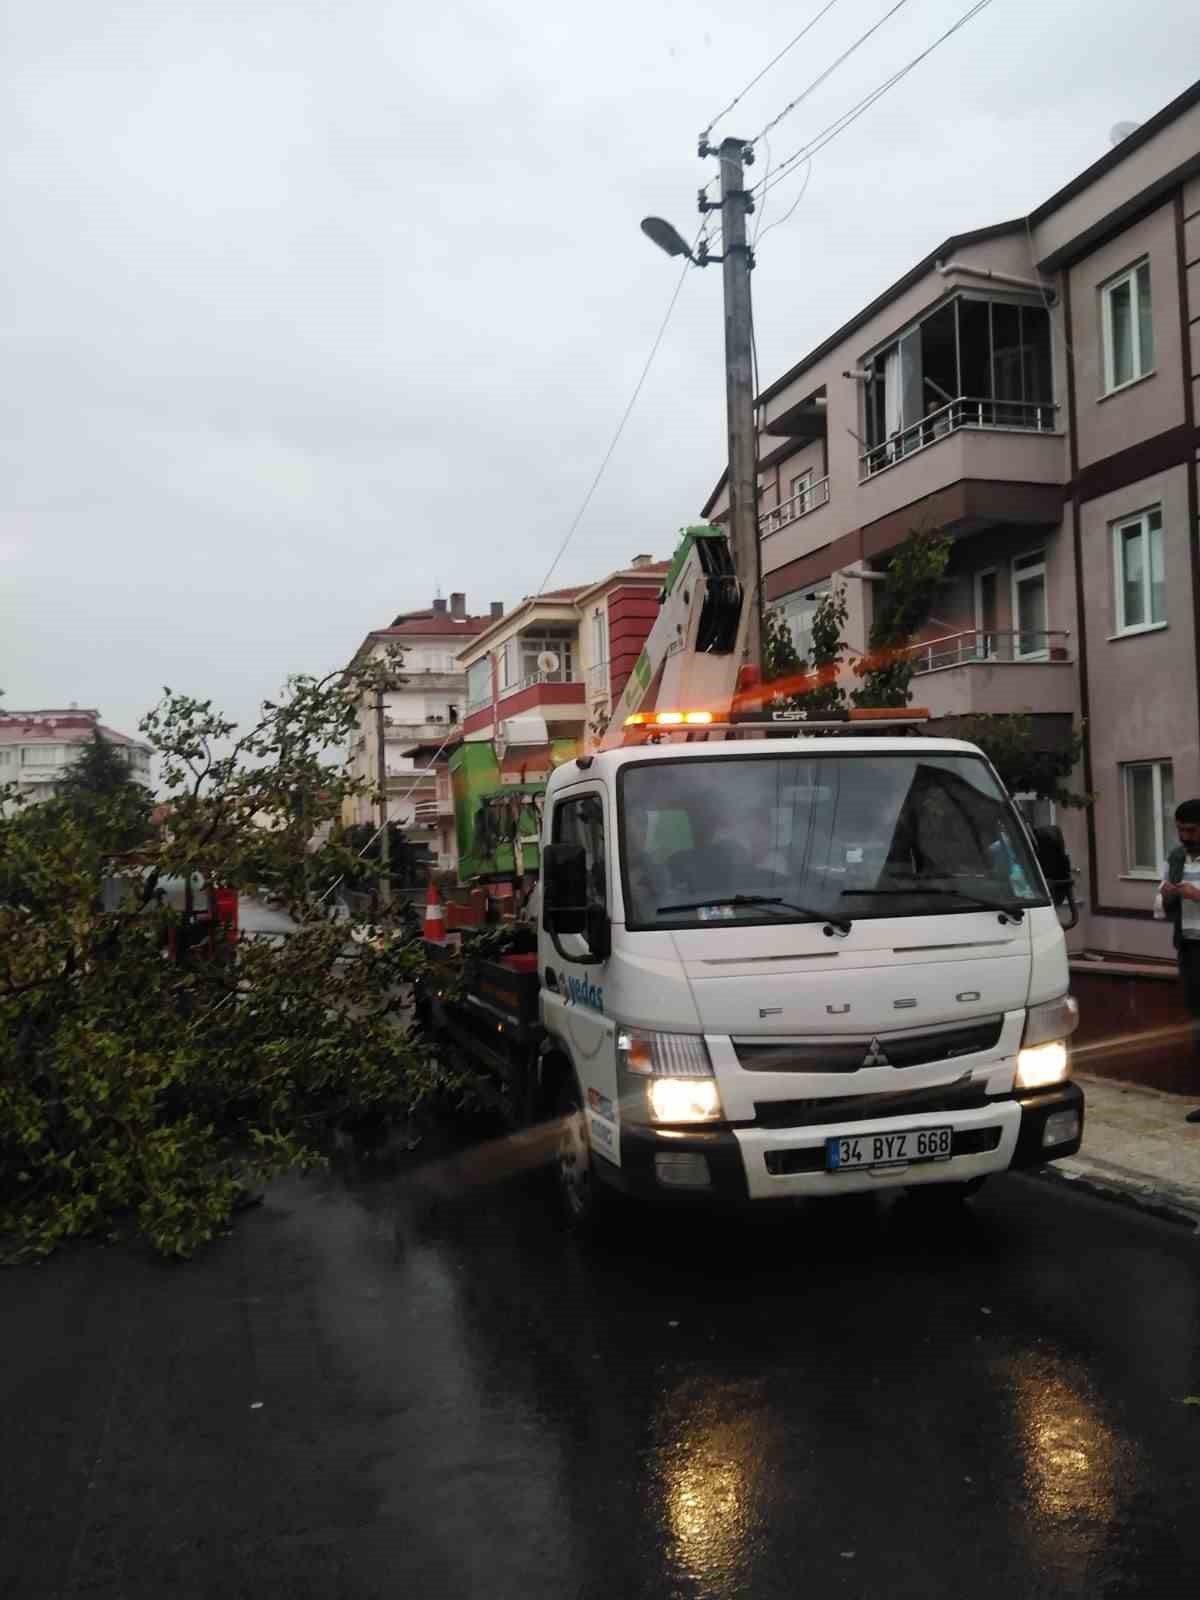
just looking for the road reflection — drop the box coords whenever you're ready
[1010,1364,1122,1526]
[652,1379,771,1590]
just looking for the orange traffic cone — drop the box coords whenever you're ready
[423,880,446,944]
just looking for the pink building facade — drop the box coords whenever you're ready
[705,79,1200,992]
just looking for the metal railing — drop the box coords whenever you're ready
[759,474,831,535]
[859,396,1057,480]
[901,628,1071,673]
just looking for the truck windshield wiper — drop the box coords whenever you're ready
[657,893,852,933]
[841,885,1026,920]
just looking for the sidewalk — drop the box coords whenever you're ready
[1044,1072,1200,1227]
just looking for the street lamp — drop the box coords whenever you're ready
[640,216,697,262]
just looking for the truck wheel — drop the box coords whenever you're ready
[554,1078,614,1237]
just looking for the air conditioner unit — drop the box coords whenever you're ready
[499,714,549,747]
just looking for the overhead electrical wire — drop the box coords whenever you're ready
[533,229,701,597]
[755,157,815,246]
[749,0,919,147]
[700,0,848,142]
[751,0,1000,211]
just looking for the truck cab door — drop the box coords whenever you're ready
[540,786,619,1164]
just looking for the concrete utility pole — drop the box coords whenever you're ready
[641,136,763,681]
[714,135,762,681]
[374,693,391,907]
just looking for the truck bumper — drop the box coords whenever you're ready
[598,1081,1084,1206]
[1009,1080,1085,1169]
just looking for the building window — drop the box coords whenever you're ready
[1011,550,1048,659]
[1102,259,1154,393]
[519,632,574,683]
[862,295,1053,468]
[775,588,828,666]
[22,745,63,766]
[1122,760,1173,875]
[974,568,999,658]
[0,748,13,767]
[1112,507,1165,634]
[784,470,813,520]
[465,657,491,708]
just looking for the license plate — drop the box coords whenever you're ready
[826,1126,952,1171]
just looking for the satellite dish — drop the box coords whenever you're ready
[1109,120,1141,146]
[536,650,560,675]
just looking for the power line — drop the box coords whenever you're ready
[752,0,999,209]
[534,235,698,597]
[750,0,919,146]
[755,157,814,246]
[751,136,773,248]
[700,0,847,142]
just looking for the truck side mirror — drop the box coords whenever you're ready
[1032,825,1073,907]
[542,843,588,935]
[586,903,612,962]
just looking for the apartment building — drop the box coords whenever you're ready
[344,592,501,866]
[458,556,668,755]
[705,78,1200,977]
[0,707,152,810]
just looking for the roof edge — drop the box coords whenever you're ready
[1029,75,1200,226]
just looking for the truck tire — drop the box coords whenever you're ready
[554,1076,617,1238]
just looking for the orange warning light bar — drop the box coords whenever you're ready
[623,709,716,729]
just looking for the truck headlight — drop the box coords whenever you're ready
[1015,994,1077,1090]
[617,1029,723,1123]
[649,1077,722,1123]
[1016,1040,1070,1090]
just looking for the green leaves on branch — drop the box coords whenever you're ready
[0,650,475,1266]
[851,527,952,709]
[935,714,1091,809]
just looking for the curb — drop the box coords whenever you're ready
[1029,1160,1200,1232]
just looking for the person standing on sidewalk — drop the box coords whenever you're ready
[1155,798,1200,1123]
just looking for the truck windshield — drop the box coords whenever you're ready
[618,751,1048,928]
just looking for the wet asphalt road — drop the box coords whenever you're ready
[5,1151,1200,1600]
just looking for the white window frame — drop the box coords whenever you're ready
[973,567,999,659]
[778,586,829,665]
[1010,549,1048,661]
[788,469,813,519]
[1111,506,1166,636]
[1101,258,1154,395]
[1121,759,1173,877]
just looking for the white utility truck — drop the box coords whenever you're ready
[538,730,1081,1226]
[422,525,1083,1226]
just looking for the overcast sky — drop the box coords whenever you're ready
[2,0,1196,752]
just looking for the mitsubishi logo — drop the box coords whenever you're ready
[862,1037,891,1068]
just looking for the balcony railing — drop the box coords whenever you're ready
[859,397,1057,480]
[498,670,580,700]
[759,474,831,535]
[901,629,1071,673]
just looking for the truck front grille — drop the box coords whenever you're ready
[734,1014,1004,1074]
[754,1075,995,1128]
